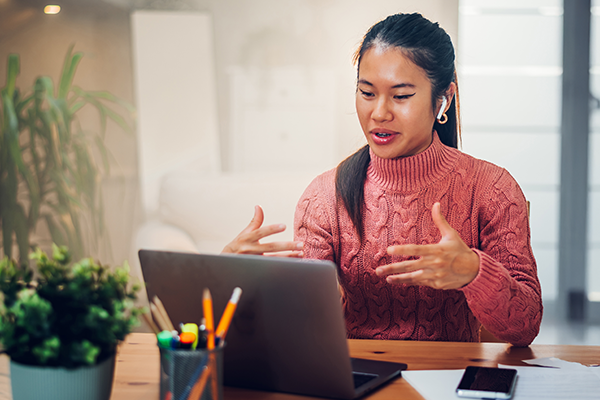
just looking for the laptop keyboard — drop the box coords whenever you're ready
[352,372,378,388]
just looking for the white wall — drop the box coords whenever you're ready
[131,11,220,216]
[195,0,459,173]
[587,0,600,298]
[130,0,459,214]
[458,0,563,301]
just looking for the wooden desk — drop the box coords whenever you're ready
[110,333,600,400]
[1,333,599,400]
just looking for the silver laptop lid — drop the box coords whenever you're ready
[139,250,357,399]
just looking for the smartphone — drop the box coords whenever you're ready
[456,366,518,399]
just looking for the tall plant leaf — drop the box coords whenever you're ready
[58,45,83,100]
[43,214,66,251]
[3,54,19,99]
[0,48,135,263]
[13,205,29,264]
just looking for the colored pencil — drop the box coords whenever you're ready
[142,312,160,334]
[203,288,215,350]
[150,303,170,332]
[153,296,175,331]
[215,287,242,342]
[186,363,211,400]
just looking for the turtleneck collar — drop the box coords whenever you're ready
[367,132,460,192]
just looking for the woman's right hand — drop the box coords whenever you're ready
[221,205,304,257]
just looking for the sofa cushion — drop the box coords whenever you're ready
[158,171,318,253]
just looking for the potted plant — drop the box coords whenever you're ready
[0,244,143,400]
[0,46,135,264]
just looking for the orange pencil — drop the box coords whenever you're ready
[215,287,242,341]
[186,363,211,400]
[202,289,219,400]
[203,288,215,349]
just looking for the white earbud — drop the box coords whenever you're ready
[436,97,447,120]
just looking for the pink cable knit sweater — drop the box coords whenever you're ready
[294,133,542,346]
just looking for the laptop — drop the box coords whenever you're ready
[139,250,407,399]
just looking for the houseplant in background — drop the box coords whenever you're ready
[0,45,135,264]
[0,244,143,400]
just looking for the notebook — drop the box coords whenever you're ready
[139,250,407,399]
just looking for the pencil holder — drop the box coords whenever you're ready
[159,346,224,400]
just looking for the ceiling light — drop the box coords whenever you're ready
[44,5,61,14]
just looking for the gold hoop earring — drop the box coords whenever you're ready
[438,113,448,124]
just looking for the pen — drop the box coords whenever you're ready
[197,318,208,349]
[182,323,199,350]
[203,288,215,350]
[215,287,242,343]
[179,332,196,350]
[157,330,174,349]
[171,331,181,349]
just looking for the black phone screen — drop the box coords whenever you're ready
[457,366,517,393]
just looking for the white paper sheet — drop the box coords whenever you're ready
[497,364,600,400]
[402,358,600,400]
[521,357,588,370]
[402,370,465,400]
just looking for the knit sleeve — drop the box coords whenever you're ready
[459,169,543,347]
[293,170,339,264]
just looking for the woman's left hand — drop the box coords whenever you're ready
[375,202,480,290]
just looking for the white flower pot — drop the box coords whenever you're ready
[9,355,115,400]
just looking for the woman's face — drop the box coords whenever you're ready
[356,47,438,159]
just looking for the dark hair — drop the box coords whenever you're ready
[335,13,460,239]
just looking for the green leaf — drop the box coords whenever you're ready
[84,89,136,116]
[3,54,19,99]
[7,123,40,204]
[103,105,134,134]
[1,209,14,260]
[69,100,85,114]
[35,75,54,99]
[14,93,34,115]
[32,336,60,364]
[94,135,111,174]
[0,158,18,259]
[1,90,18,136]
[43,215,66,248]
[13,205,29,265]
[58,45,83,100]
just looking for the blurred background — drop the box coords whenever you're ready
[1,0,599,344]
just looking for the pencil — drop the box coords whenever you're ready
[209,353,219,400]
[215,287,242,341]
[142,312,160,334]
[150,303,170,332]
[153,296,175,331]
[186,363,211,400]
[203,288,215,350]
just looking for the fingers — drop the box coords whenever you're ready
[384,269,427,285]
[240,205,265,235]
[376,259,421,277]
[238,240,303,255]
[241,223,287,243]
[264,250,304,258]
[431,202,453,238]
[388,243,435,257]
[223,206,305,257]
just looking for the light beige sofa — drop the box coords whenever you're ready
[130,170,318,286]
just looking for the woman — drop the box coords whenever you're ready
[224,13,542,347]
